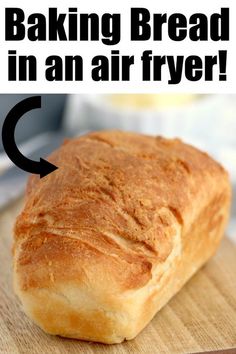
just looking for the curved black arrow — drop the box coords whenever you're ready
[1,96,58,178]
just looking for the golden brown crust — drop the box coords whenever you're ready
[13,130,231,343]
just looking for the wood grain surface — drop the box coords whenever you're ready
[0,199,236,354]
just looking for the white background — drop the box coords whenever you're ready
[0,0,235,93]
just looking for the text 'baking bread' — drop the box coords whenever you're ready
[13,130,231,344]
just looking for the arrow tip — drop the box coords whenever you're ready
[40,158,58,178]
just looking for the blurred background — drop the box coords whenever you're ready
[0,94,235,241]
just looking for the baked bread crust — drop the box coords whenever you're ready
[13,130,231,343]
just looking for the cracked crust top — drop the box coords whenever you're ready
[14,130,229,293]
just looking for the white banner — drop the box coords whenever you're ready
[0,0,235,93]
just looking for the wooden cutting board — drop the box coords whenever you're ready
[0,199,236,354]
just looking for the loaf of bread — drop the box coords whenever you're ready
[13,130,231,344]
